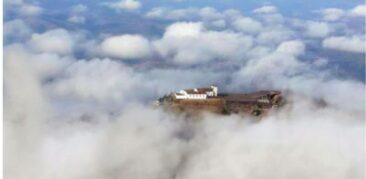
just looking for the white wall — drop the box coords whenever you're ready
[175,93,207,99]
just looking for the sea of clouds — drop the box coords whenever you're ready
[4,0,366,179]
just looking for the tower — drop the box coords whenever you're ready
[211,85,218,96]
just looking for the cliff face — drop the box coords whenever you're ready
[159,90,284,116]
[170,98,225,114]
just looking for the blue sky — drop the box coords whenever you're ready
[35,0,364,16]
[143,0,363,15]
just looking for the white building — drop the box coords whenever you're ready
[174,86,218,100]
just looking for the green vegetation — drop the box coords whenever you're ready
[158,94,174,105]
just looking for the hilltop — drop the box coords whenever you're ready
[156,86,284,116]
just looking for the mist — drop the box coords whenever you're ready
[4,1,366,179]
[4,53,365,179]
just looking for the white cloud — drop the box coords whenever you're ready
[256,29,293,45]
[198,7,224,20]
[223,9,242,19]
[68,15,86,24]
[5,44,74,81]
[315,79,365,111]
[4,3,366,179]
[145,7,189,19]
[100,34,152,59]
[159,8,195,19]
[153,22,253,65]
[4,19,32,40]
[237,40,306,84]
[179,112,363,179]
[29,53,74,80]
[276,40,305,56]
[4,0,23,6]
[4,44,48,117]
[5,44,74,82]
[233,40,365,113]
[68,4,87,24]
[304,21,331,38]
[71,4,87,13]
[19,4,43,16]
[4,0,43,16]
[145,7,223,21]
[321,4,366,21]
[28,29,74,55]
[232,17,263,34]
[246,46,272,58]
[210,19,226,28]
[164,22,202,37]
[258,13,285,25]
[313,58,328,67]
[349,4,366,17]
[253,5,278,14]
[322,36,365,53]
[320,8,345,21]
[110,0,141,11]
[4,43,47,179]
[48,58,138,103]
[242,53,305,80]
[145,7,166,18]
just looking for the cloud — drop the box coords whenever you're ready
[109,0,141,11]
[29,53,74,81]
[313,58,328,67]
[4,49,365,178]
[222,9,242,19]
[47,58,139,104]
[4,44,48,121]
[71,4,87,13]
[99,34,152,59]
[232,17,263,34]
[209,19,226,28]
[314,79,365,112]
[349,4,366,17]
[3,2,365,179]
[4,19,32,40]
[4,33,365,179]
[304,21,331,38]
[68,15,86,24]
[320,4,366,21]
[256,29,294,45]
[320,8,346,21]
[4,0,23,6]
[177,111,364,179]
[5,40,365,179]
[5,44,74,81]
[322,35,365,53]
[4,43,48,179]
[28,29,74,55]
[145,7,166,18]
[276,40,305,56]
[4,0,43,16]
[233,39,365,112]
[153,22,253,65]
[253,5,278,14]
[199,7,224,20]
[163,22,202,37]
[68,4,87,23]
[19,3,43,16]
[256,12,285,27]
[235,40,306,86]
[145,7,223,21]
